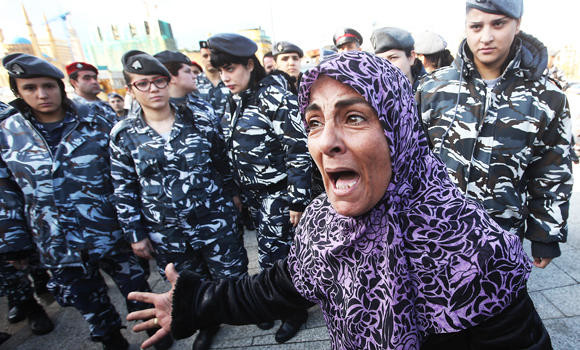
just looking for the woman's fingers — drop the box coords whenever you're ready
[127,291,156,304]
[126,307,156,321]
[132,317,159,332]
[141,328,170,349]
[165,263,179,285]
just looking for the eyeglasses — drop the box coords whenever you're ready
[131,76,170,92]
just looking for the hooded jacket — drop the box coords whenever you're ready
[221,73,311,211]
[0,100,125,268]
[416,32,573,259]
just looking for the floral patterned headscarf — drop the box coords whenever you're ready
[287,51,531,349]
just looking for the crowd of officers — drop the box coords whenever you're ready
[0,0,576,349]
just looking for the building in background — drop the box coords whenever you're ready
[238,27,272,61]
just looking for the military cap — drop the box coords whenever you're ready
[207,33,257,57]
[108,92,123,100]
[414,31,447,55]
[154,50,191,65]
[65,61,98,77]
[199,40,209,49]
[272,41,304,58]
[121,50,170,78]
[466,0,523,19]
[191,60,203,72]
[333,28,363,48]
[2,53,64,79]
[370,27,415,54]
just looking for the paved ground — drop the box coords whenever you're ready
[2,163,579,349]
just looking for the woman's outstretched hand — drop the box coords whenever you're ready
[127,263,179,349]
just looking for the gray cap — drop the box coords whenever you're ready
[414,31,447,55]
[466,0,523,19]
[121,50,170,78]
[108,92,123,100]
[370,27,414,54]
[208,33,257,57]
[2,53,64,79]
[272,41,304,58]
[153,50,191,65]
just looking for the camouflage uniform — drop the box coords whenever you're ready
[109,102,248,278]
[70,93,122,123]
[416,32,573,259]
[196,73,231,123]
[0,99,150,341]
[221,73,311,269]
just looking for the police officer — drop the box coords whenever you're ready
[110,50,248,350]
[263,51,275,74]
[417,0,573,271]
[66,61,117,118]
[154,50,221,128]
[0,53,154,350]
[108,92,129,118]
[414,31,454,73]
[208,33,311,344]
[332,28,363,52]
[370,27,427,91]
[196,40,231,121]
[272,41,303,91]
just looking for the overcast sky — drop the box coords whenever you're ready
[1,0,576,54]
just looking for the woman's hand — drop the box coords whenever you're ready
[131,238,155,259]
[289,210,303,227]
[127,263,179,349]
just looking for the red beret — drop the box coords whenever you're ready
[191,60,202,72]
[66,62,98,76]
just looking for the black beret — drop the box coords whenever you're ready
[370,27,415,54]
[2,53,64,79]
[154,50,191,65]
[108,92,123,100]
[333,28,363,47]
[199,41,209,49]
[272,41,303,58]
[208,33,257,57]
[121,50,170,78]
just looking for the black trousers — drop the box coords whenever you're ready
[422,290,552,350]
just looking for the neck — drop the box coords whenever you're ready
[142,103,172,122]
[77,91,98,101]
[474,60,504,80]
[205,69,221,86]
[168,85,190,99]
[34,106,65,123]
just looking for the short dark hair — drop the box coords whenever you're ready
[69,71,79,81]
[161,61,190,77]
[123,71,132,86]
[264,51,273,59]
[423,49,454,70]
[210,50,266,90]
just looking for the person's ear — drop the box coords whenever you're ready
[515,18,521,34]
[127,85,135,99]
[247,58,255,73]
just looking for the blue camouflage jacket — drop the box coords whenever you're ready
[416,32,573,259]
[196,73,231,122]
[0,99,125,268]
[109,102,236,251]
[222,73,311,211]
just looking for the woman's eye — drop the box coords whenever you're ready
[347,114,365,124]
[307,118,322,130]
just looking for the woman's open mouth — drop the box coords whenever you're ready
[326,168,360,193]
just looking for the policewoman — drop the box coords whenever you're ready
[0,53,151,350]
[109,50,248,350]
[208,33,311,343]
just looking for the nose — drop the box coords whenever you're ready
[317,121,345,156]
[220,72,229,82]
[149,82,160,92]
[480,25,494,43]
[37,87,49,99]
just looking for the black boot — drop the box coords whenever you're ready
[256,321,275,330]
[274,310,308,344]
[22,299,54,335]
[146,328,174,350]
[31,269,51,296]
[0,332,10,345]
[7,300,26,323]
[101,329,129,350]
[191,326,219,350]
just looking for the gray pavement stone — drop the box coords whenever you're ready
[544,316,580,350]
[529,291,565,319]
[541,284,580,317]
[552,247,580,282]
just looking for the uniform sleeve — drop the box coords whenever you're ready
[0,158,34,256]
[525,93,573,259]
[205,108,236,198]
[274,93,311,211]
[109,132,147,244]
[171,258,313,339]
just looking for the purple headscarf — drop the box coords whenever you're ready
[287,51,531,349]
